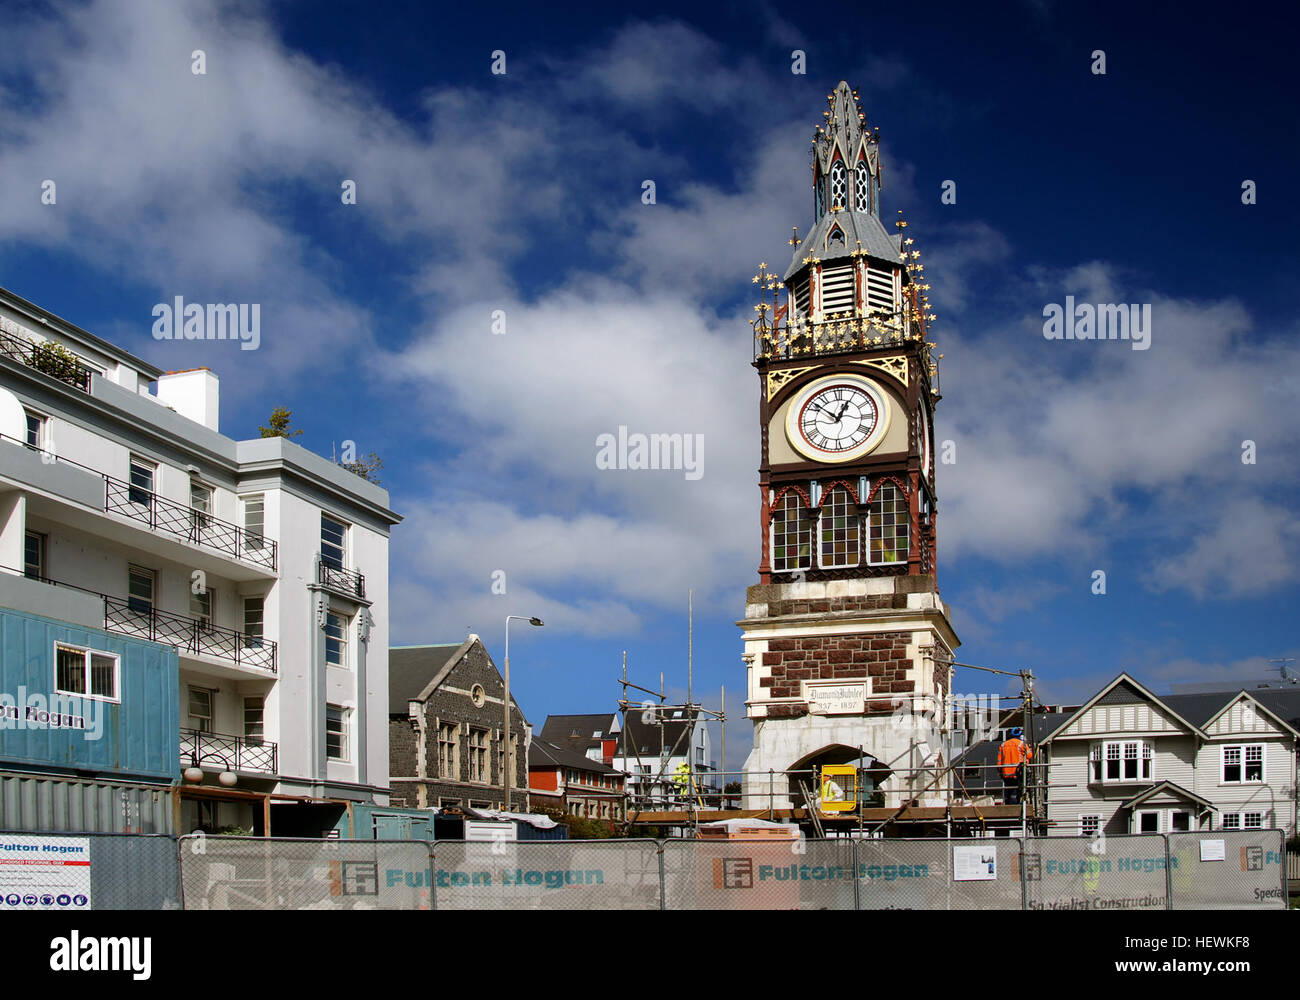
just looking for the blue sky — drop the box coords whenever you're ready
[1,0,1297,768]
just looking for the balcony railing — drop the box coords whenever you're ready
[0,432,278,572]
[317,558,365,599]
[0,330,95,393]
[105,596,276,673]
[105,478,277,571]
[181,728,277,775]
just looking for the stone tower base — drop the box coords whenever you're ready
[739,574,959,810]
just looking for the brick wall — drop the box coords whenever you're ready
[759,630,913,715]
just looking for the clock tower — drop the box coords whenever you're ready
[741,82,959,811]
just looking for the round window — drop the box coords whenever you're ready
[470,684,486,708]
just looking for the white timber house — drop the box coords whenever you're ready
[1041,674,1300,838]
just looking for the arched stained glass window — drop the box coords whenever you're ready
[772,491,813,572]
[855,159,871,212]
[830,160,847,211]
[818,485,860,568]
[868,481,909,566]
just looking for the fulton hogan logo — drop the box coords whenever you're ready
[50,932,151,980]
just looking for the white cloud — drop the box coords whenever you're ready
[937,266,1300,599]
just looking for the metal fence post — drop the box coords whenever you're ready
[1019,837,1028,911]
[852,837,861,911]
[427,841,438,911]
[657,840,666,910]
[1164,834,1173,910]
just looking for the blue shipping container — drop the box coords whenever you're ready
[0,606,179,782]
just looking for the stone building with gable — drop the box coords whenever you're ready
[388,635,530,811]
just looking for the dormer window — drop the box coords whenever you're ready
[828,227,845,247]
[829,160,847,211]
[854,159,871,212]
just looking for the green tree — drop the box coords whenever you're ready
[342,451,383,486]
[30,340,83,382]
[260,407,303,439]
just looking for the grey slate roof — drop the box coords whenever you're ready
[388,642,466,705]
[784,208,902,281]
[539,714,617,757]
[617,708,700,757]
[1164,689,1300,734]
[953,711,1075,795]
[529,739,621,776]
[1254,689,1300,729]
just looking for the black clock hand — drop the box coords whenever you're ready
[835,402,850,421]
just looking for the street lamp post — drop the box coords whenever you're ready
[504,615,544,812]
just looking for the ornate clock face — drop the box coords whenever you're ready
[785,374,890,462]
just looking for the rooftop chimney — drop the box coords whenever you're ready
[156,368,220,432]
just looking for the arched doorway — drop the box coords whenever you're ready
[789,744,890,809]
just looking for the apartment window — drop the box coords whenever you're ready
[190,587,214,630]
[326,704,349,761]
[243,597,264,648]
[55,645,119,702]
[1090,740,1153,783]
[127,566,155,616]
[438,722,458,778]
[190,481,213,533]
[1137,811,1160,834]
[188,687,213,733]
[325,612,349,667]
[1170,811,1191,833]
[1222,744,1264,784]
[244,696,264,745]
[24,531,44,579]
[128,457,155,506]
[321,514,347,570]
[242,494,265,551]
[1243,812,1263,829]
[468,728,488,783]
[23,409,45,449]
[1221,814,1241,830]
[1079,815,1101,838]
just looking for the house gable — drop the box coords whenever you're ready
[1203,694,1297,741]
[1055,693,1192,740]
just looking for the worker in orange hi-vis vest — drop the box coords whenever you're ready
[997,727,1033,805]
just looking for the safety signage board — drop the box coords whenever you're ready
[0,835,92,910]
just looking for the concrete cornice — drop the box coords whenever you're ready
[737,605,959,649]
[0,285,165,378]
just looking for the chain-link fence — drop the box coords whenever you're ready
[178,835,434,909]
[431,838,662,909]
[1,829,1287,909]
[1167,829,1288,910]
[0,831,180,910]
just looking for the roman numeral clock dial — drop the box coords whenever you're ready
[785,373,891,463]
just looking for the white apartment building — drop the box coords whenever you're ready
[0,286,401,835]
